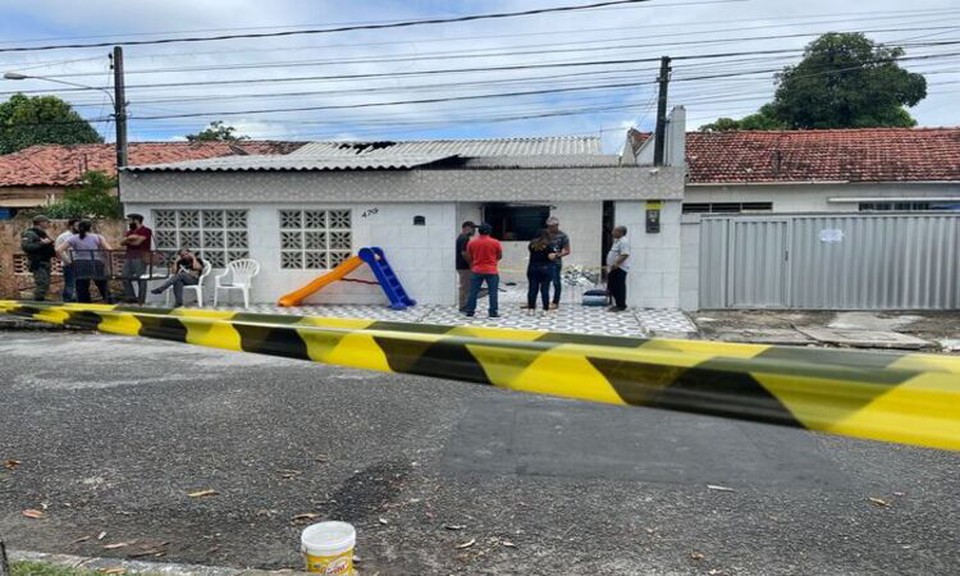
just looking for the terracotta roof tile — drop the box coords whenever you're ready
[0,141,305,187]
[684,128,960,184]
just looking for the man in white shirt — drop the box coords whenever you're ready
[54,218,80,302]
[606,225,630,312]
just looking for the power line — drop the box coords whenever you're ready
[0,0,678,53]
[29,24,959,81]
[104,7,960,64]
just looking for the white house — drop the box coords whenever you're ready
[120,118,688,308]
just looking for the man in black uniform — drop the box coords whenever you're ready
[20,214,56,301]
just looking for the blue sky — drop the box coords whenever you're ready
[0,0,957,151]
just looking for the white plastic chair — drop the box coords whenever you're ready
[213,258,260,308]
[166,260,212,307]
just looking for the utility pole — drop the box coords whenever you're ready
[111,46,128,205]
[653,55,671,167]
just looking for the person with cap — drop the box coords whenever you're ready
[455,220,476,311]
[119,213,153,303]
[463,223,502,318]
[545,216,571,308]
[20,214,56,301]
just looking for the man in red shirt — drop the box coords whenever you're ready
[119,213,153,304]
[464,223,502,318]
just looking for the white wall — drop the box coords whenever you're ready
[613,200,682,308]
[128,201,457,306]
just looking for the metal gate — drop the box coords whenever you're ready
[699,213,960,309]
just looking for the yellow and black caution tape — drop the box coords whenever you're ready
[2,300,958,451]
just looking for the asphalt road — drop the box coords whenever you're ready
[0,331,957,575]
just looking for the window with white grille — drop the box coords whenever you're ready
[279,209,352,269]
[152,209,249,268]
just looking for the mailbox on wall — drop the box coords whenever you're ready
[646,200,662,234]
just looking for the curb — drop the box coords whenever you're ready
[9,550,311,576]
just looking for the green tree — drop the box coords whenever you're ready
[185,120,249,142]
[698,33,927,131]
[699,105,786,132]
[32,170,122,219]
[0,93,103,154]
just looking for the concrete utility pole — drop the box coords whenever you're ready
[653,55,671,167]
[111,46,128,170]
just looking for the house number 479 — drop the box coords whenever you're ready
[361,207,379,218]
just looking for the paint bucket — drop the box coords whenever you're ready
[301,521,356,575]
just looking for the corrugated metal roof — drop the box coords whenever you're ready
[462,154,621,168]
[291,137,602,157]
[125,136,605,173]
[127,152,457,172]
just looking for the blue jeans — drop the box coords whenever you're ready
[61,262,76,302]
[465,273,499,315]
[551,261,563,304]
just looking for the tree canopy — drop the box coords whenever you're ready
[699,33,927,131]
[0,93,103,154]
[185,121,249,142]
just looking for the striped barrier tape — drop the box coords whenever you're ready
[2,300,958,451]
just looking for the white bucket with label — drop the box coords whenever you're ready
[301,521,356,575]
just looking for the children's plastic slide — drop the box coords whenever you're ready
[277,256,363,307]
[277,247,416,309]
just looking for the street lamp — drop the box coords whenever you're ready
[3,71,115,107]
[3,48,128,180]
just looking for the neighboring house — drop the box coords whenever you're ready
[0,141,305,218]
[628,127,960,311]
[682,128,960,214]
[120,125,688,308]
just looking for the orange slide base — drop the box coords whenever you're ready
[277,256,365,307]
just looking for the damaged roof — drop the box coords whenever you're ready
[124,136,607,173]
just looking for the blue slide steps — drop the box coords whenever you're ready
[358,247,417,310]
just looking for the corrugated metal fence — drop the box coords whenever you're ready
[699,213,960,309]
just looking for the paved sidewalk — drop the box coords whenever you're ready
[220,303,698,338]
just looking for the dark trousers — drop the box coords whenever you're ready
[465,273,499,315]
[608,267,627,308]
[551,261,562,304]
[61,262,76,302]
[155,272,199,306]
[75,260,110,303]
[30,261,51,301]
[527,265,554,310]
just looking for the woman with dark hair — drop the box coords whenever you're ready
[58,220,113,303]
[526,229,559,312]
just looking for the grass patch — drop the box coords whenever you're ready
[11,561,98,576]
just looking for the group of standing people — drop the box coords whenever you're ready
[19,213,200,307]
[455,217,630,317]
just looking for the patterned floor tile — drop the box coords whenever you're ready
[213,301,697,339]
[209,276,695,338]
